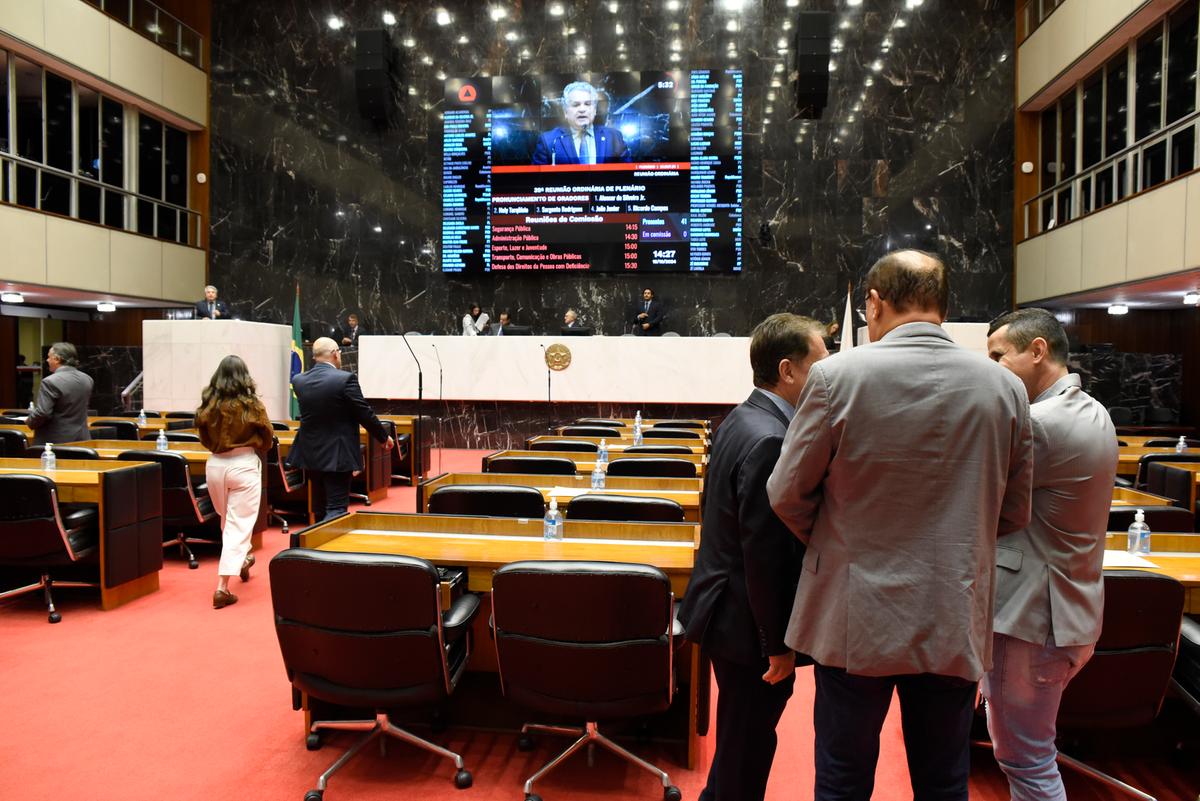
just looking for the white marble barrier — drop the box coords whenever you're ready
[143,320,292,418]
[357,324,989,404]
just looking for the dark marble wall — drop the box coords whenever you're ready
[1070,350,1183,424]
[76,346,143,414]
[209,0,1015,337]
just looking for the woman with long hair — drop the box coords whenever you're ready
[461,302,489,335]
[195,355,274,609]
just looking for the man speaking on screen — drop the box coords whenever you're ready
[532,81,633,166]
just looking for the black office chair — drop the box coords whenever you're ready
[1174,616,1200,715]
[99,419,143,440]
[1108,406,1135,426]
[1107,505,1195,533]
[529,439,597,453]
[266,437,306,533]
[560,326,593,336]
[491,561,682,801]
[163,411,196,420]
[163,432,202,442]
[118,450,217,569]
[607,457,697,479]
[427,484,546,518]
[1143,438,1200,448]
[106,410,160,418]
[1148,462,1199,514]
[23,445,99,460]
[565,494,685,523]
[560,425,623,438]
[270,549,479,797]
[575,418,626,428]
[88,425,118,440]
[641,428,702,440]
[1144,407,1177,425]
[624,445,693,455]
[0,428,28,457]
[271,421,292,431]
[1055,571,1185,798]
[486,456,577,476]
[0,474,99,623]
[1135,453,1200,491]
[649,420,706,430]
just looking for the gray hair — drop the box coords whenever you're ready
[204,285,217,293]
[560,81,598,109]
[48,342,80,367]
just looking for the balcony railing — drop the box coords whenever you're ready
[84,0,204,70]
[1022,108,1200,240]
[0,152,203,247]
[1018,0,1067,43]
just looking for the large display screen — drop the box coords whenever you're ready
[441,70,742,273]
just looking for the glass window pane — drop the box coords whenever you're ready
[1172,127,1195,177]
[137,197,154,235]
[1061,94,1077,179]
[0,51,8,153]
[104,188,125,227]
[1041,106,1058,190]
[40,172,69,215]
[1081,73,1103,168]
[163,125,187,207]
[78,86,99,180]
[44,72,72,172]
[137,113,162,199]
[14,57,42,163]
[133,2,159,41]
[1166,0,1198,124]
[1143,140,1168,188]
[1105,52,1128,157]
[180,26,201,68]
[157,205,177,241]
[78,182,101,223]
[1136,30,1164,140]
[16,164,37,208]
[103,0,131,24]
[101,97,124,187]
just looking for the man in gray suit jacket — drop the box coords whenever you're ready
[766,250,1034,801]
[28,342,94,446]
[983,308,1117,801]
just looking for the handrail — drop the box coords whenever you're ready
[121,371,144,411]
[92,0,204,70]
[1021,106,1200,239]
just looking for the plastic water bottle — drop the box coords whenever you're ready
[597,439,609,466]
[591,463,606,489]
[633,412,644,447]
[28,400,35,415]
[543,498,563,540]
[1177,435,1188,453]
[156,430,169,451]
[137,409,147,426]
[1126,508,1151,555]
[41,443,56,471]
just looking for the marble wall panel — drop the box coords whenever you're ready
[1069,350,1183,424]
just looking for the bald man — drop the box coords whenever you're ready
[287,337,393,520]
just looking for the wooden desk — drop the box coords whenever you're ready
[483,448,708,478]
[379,414,433,482]
[1111,487,1177,507]
[527,434,708,453]
[260,429,390,522]
[89,416,175,436]
[1103,533,1200,613]
[419,471,704,522]
[297,511,704,768]
[0,458,161,609]
[1116,447,1184,477]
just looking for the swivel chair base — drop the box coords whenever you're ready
[517,721,681,801]
[0,573,97,623]
[303,712,471,800]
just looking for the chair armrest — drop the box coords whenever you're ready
[443,593,481,643]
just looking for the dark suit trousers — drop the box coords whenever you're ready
[311,470,352,520]
[813,664,975,801]
[699,654,795,801]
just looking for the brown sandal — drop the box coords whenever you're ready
[240,554,255,582]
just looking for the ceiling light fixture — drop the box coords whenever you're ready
[381,11,397,26]
[325,16,344,30]
[1107,304,1129,316]
[435,8,451,25]
[549,2,565,17]
[489,6,507,21]
[1,292,24,303]
[96,301,117,313]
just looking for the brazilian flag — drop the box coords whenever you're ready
[290,283,304,419]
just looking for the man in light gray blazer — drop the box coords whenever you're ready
[28,342,94,446]
[766,250,1034,801]
[983,308,1117,801]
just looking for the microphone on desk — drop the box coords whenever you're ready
[399,331,425,483]
[539,342,553,430]
[430,343,444,475]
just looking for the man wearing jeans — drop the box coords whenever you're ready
[984,308,1117,800]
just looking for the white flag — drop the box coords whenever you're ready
[840,284,854,353]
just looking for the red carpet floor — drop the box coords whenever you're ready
[2,449,1196,800]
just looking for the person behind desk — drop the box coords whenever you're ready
[982,308,1118,801]
[679,313,829,801]
[562,308,583,329]
[340,313,366,347]
[531,81,632,166]
[634,287,663,335]
[195,355,274,610]
[490,311,512,335]
[27,342,93,446]
[462,303,490,336]
[287,337,393,520]
[195,285,230,320]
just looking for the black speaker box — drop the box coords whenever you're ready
[355,29,398,123]
[793,11,832,119]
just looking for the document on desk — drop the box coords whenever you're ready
[1102,551,1159,569]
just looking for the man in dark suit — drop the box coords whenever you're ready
[634,287,663,335]
[286,337,393,520]
[194,285,230,320]
[339,313,366,347]
[678,313,829,801]
[489,311,512,335]
[27,341,93,446]
[531,81,632,166]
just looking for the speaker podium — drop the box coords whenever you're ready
[142,320,293,419]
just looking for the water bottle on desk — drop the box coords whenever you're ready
[137,409,147,426]
[633,412,643,447]
[1126,508,1151,555]
[1177,436,1188,453]
[591,463,606,489]
[156,430,169,451]
[41,443,56,471]
[543,498,563,540]
[597,439,609,466]
[28,400,35,415]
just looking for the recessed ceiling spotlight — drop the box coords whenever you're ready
[721,0,744,10]
[905,0,925,8]
[373,225,383,233]
[381,11,397,26]
[726,19,739,32]
[402,37,415,47]
[892,18,907,28]
[1107,303,1129,316]
[549,2,565,16]
[1184,291,1200,305]
[1,292,24,303]
[325,16,344,30]
[97,301,117,313]
[489,6,507,21]
[505,30,518,41]
[870,60,883,72]
[666,0,680,10]
[435,8,451,25]
[848,0,863,6]
[608,1,620,12]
